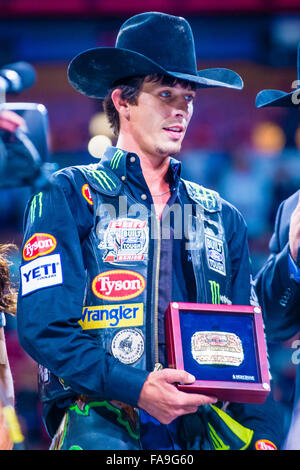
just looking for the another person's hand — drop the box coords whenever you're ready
[0,110,25,133]
[137,368,217,424]
[289,193,300,263]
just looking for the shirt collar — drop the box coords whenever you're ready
[99,146,182,187]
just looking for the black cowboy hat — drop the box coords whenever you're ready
[256,43,300,108]
[68,11,243,99]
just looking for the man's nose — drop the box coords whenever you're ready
[172,96,190,118]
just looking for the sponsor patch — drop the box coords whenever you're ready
[111,328,144,364]
[79,303,144,329]
[92,270,145,301]
[255,439,277,450]
[20,253,63,296]
[81,184,93,205]
[23,233,57,261]
[205,234,226,276]
[99,218,148,264]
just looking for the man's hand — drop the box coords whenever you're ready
[0,110,26,133]
[137,368,217,424]
[289,193,300,263]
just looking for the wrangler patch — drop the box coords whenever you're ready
[79,303,143,329]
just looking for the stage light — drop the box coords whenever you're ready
[252,122,285,155]
[88,135,112,158]
[89,112,114,139]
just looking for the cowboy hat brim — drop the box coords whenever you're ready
[68,47,243,99]
[255,88,300,108]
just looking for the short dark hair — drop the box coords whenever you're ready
[103,74,196,136]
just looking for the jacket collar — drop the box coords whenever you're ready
[99,146,182,186]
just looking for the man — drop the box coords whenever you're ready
[255,49,300,449]
[17,12,283,450]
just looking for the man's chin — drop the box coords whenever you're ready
[155,142,182,157]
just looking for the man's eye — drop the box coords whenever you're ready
[160,91,171,98]
[185,95,194,101]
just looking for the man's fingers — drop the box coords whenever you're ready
[180,391,218,406]
[161,368,196,385]
[0,110,26,132]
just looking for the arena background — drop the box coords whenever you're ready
[1,0,300,449]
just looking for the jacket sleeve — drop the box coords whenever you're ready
[222,201,286,449]
[17,169,148,407]
[222,201,255,306]
[255,197,300,342]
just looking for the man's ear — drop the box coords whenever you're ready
[111,88,130,120]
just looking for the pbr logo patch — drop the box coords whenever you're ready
[205,234,226,276]
[111,328,144,364]
[23,233,57,261]
[99,218,148,265]
[81,184,93,205]
[92,270,145,301]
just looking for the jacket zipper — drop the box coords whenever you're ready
[153,215,161,366]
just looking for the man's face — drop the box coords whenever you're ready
[127,79,195,159]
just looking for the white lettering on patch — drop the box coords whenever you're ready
[20,253,63,296]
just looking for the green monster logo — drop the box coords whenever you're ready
[209,280,220,304]
[87,169,117,191]
[110,149,124,170]
[29,192,43,223]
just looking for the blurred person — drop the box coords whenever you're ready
[18,12,284,450]
[0,243,16,450]
[255,45,300,449]
[0,109,29,450]
[0,109,26,450]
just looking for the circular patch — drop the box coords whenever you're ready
[111,328,144,364]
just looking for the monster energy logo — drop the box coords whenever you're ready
[110,149,124,170]
[196,186,216,209]
[184,181,217,210]
[208,422,230,450]
[87,169,117,191]
[209,280,220,304]
[30,192,43,223]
